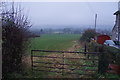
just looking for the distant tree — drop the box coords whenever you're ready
[63,28,72,34]
[40,29,44,34]
[73,30,82,34]
[80,29,98,42]
[2,2,31,78]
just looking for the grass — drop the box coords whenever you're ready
[26,34,100,78]
[22,34,120,78]
[26,34,81,55]
[21,34,82,78]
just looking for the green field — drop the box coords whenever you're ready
[22,34,120,78]
[27,34,81,55]
[24,34,99,78]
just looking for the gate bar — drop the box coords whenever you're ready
[31,50,100,54]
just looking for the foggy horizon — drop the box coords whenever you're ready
[30,24,113,30]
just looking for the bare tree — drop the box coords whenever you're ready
[2,2,31,78]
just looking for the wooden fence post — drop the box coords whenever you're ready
[62,52,65,77]
[84,43,87,55]
[31,50,33,71]
[84,43,89,59]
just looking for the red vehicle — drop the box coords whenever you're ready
[97,35,111,45]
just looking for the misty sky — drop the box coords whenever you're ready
[19,2,118,29]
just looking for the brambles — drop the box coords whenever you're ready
[2,2,31,78]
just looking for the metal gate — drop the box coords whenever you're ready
[31,50,99,78]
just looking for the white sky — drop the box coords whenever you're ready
[15,2,118,29]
